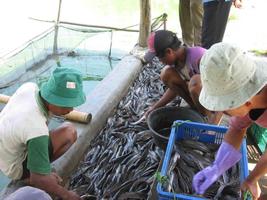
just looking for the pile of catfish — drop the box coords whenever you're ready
[70,58,181,199]
[165,139,241,200]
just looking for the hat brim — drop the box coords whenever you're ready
[40,83,86,108]
[144,51,156,63]
[199,58,267,111]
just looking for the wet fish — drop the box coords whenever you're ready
[70,58,174,198]
[166,140,241,199]
[130,116,146,125]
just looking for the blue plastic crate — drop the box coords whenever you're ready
[157,120,249,200]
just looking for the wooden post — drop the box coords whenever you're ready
[53,0,62,55]
[139,0,151,47]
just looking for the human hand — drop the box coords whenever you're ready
[64,191,81,200]
[241,179,261,200]
[193,166,220,194]
[193,141,241,194]
[233,0,242,8]
[144,106,155,119]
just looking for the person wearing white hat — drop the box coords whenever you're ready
[192,42,267,199]
[4,186,52,200]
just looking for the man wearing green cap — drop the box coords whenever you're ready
[0,67,86,200]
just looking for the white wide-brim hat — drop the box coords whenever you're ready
[199,42,267,111]
[4,186,52,200]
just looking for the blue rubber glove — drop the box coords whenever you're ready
[193,141,242,194]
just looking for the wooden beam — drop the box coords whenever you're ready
[139,0,151,47]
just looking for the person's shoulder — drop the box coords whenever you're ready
[18,82,38,92]
[187,46,206,53]
[7,82,41,118]
[193,46,206,52]
[187,47,206,60]
[12,82,38,99]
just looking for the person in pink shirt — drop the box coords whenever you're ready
[144,30,221,124]
[192,42,267,199]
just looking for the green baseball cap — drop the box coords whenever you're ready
[40,67,86,107]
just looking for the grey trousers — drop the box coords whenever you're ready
[179,0,203,47]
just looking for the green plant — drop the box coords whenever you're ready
[172,120,191,128]
[154,171,168,184]
[243,190,252,199]
[154,171,176,200]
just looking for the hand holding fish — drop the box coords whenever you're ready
[193,166,220,194]
[241,179,261,200]
[130,107,154,125]
[193,141,241,194]
[144,106,155,119]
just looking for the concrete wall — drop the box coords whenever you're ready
[52,55,142,180]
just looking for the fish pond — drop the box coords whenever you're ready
[0,27,138,191]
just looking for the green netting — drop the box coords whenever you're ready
[0,11,169,90]
[0,24,140,99]
[0,27,54,78]
[0,26,107,85]
[56,25,109,53]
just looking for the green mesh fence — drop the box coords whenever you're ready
[0,24,139,97]
[0,27,54,83]
[0,12,167,91]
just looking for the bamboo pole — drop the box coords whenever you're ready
[139,0,151,47]
[0,94,92,124]
[60,21,139,32]
[53,0,63,55]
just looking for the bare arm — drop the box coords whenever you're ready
[170,79,196,109]
[224,128,247,149]
[152,88,177,108]
[30,172,80,200]
[145,88,177,118]
[241,152,264,199]
[247,152,267,183]
[224,115,252,149]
